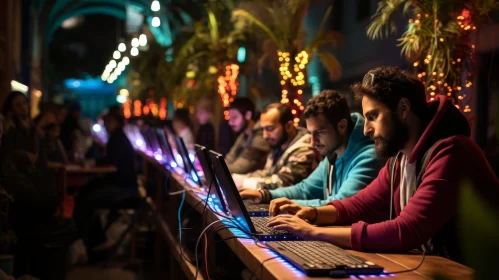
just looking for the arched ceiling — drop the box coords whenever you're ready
[33,0,195,47]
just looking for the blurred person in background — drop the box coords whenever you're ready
[195,98,215,150]
[224,97,270,174]
[172,108,195,146]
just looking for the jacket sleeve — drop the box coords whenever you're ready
[227,130,270,174]
[333,139,466,252]
[269,159,326,203]
[245,146,316,190]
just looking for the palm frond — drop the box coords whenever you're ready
[207,8,220,49]
[233,9,282,49]
[367,0,407,40]
[316,51,342,81]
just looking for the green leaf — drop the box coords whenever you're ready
[207,8,219,48]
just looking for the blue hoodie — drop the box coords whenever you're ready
[268,113,382,206]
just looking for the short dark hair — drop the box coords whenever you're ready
[303,90,351,126]
[352,66,427,119]
[261,103,294,126]
[229,97,255,118]
[173,108,193,129]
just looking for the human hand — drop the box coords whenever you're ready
[238,188,262,203]
[266,214,318,239]
[269,197,304,217]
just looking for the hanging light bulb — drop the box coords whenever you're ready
[118,43,126,52]
[122,56,130,65]
[139,34,147,46]
[113,51,121,60]
[131,38,139,47]
[131,47,139,57]
[152,17,160,27]
[151,0,160,12]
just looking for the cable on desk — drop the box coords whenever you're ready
[204,232,211,280]
[384,249,426,274]
[177,177,195,264]
[195,220,226,280]
[169,189,192,195]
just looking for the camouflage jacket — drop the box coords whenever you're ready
[236,127,316,190]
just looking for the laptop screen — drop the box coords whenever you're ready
[195,145,228,214]
[208,150,256,233]
[175,136,201,186]
[156,128,177,167]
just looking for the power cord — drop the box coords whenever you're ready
[384,249,426,275]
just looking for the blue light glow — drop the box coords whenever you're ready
[170,161,177,168]
[237,46,246,63]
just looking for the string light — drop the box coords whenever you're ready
[124,100,131,119]
[134,100,142,117]
[218,63,240,120]
[412,8,475,112]
[159,98,167,120]
[278,50,309,126]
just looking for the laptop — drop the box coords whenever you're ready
[209,151,299,241]
[156,128,178,168]
[266,241,384,277]
[175,136,202,187]
[194,145,229,214]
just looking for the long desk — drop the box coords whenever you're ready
[137,151,474,280]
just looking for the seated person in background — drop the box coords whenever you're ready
[40,123,68,164]
[240,90,382,206]
[0,91,39,162]
[234,103,316,192]
[266,66,499,263]
[99,109,137,188]
[225,97,270,174]
[172,108,195,147]
[73,109,138,256]
[195,98,216,150]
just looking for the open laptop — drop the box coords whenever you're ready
[195,145,229,214]
[266,241,384,277]
[209,151,299,241]
[175,136,202,187]
[156,128,178,168]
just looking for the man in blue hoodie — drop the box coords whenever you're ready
[239,90,382,208]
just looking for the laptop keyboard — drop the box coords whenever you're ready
[269,241,372,269]
[251,216,290,235]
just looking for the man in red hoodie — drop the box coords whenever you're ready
[267,66,499,262]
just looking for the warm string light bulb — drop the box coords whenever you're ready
[411,8,474,113]
[278,50,308,122]
[218,64,240,120]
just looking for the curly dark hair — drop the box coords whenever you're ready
[351,66,427,119]
[303,90,352,127]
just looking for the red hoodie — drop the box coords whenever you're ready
[329,96,499,261]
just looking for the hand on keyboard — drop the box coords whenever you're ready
[239,188,262,203]
[266,214,317,240]
[269,198,304,216]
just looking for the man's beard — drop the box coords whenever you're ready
[373,114,409,158]
[274,129,289,149]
